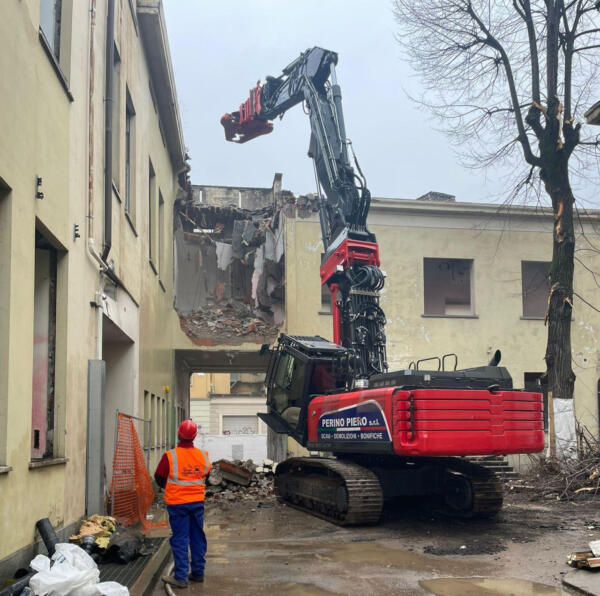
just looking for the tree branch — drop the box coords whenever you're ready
[574,43,600,52]
[574,291,600,313]
[465,2,541,167]
[515,0,541,104]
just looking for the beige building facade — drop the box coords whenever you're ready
[284,197,600,456]
[0,0,188,571]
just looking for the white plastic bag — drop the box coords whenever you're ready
[29,543,100,596]
[96,581,130,595]
[29,554,51,573]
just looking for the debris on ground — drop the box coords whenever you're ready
[507,425,600,501]
[70,515,116,550]
[67,515,156,566]
[178,301,280,341]
[206,459,275,503]
[174,194,286,346]
[567,549,600,569]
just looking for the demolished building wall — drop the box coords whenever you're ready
[173,174,318,346]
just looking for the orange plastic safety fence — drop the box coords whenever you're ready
[110,413,167,530]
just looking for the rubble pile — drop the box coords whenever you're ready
[206,458,276,503]
[508,426,600,501]
[69,514,116,550]
[179,301,280,340]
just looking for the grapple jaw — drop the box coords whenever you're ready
[220,82,274,143]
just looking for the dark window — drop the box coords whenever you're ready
[269,352,307,430]
[522,261,551,318]
[524,372,548,431]
[424,258,473,315]
[158,191,164,278]
[125,92,135,216]
[31,231,58,459]
[0,179,10,464]
[40,0,62,60]
[144,390,150,449]
[321,284,332,313]
[111,47,121,190]
[148,160,156,268]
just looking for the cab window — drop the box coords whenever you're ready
[270,351,307,428]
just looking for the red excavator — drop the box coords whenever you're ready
[221,48,544,524]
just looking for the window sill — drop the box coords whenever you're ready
[520,316,545,320]
[29,457,68,470]
[421,314,479,319]
[159,279,166,293]
[112,181,122,204]
[38,30,73,102]
[318,310,332,316]
[0,466,12,475]
[149,259,158,275]
[125,210,138,236]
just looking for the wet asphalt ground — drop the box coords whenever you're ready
[152,492,600,595]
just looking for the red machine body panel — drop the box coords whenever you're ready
[319,238,380,284]
[320,238,380,344]
[307,387,544,456]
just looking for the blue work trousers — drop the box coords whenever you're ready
[167,501,207,582]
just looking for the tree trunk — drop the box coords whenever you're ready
[543,163,576,401]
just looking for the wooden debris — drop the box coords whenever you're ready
[567,551,600,569]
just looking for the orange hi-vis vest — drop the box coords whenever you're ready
[165,447,211,505]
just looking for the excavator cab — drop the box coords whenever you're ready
[259,334,349,445]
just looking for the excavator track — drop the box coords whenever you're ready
[274,457,383,525]
[440,458,504,518]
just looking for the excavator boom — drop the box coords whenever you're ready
[221,48,544,525]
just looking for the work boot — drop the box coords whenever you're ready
[189,573,204,582]
[161,574,188,589]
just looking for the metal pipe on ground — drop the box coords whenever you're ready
[0,519,60,596]
[35,518,59,556]
[163,562,176,596]
[0,572,36,596]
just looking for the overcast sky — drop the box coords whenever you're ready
[163,0,507,203]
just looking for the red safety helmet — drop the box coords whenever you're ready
[177,419,198,440]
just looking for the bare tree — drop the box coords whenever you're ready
[394,0,600,401]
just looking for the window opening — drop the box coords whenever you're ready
[40,0,62,60]
[158,191,164,278]
[522,261,551,318]
[423,258,473,316]
[111,46,121,190]
[125,90,135,217]
[31,231,58,459]
[148,160,156,267]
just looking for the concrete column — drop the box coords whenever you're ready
[86,360,105,515]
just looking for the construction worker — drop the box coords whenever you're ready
[154,419,211,589]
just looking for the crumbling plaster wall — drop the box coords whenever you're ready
[173,174,317,347]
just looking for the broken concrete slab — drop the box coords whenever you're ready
[563,568,600,595]
[217,459,253,487]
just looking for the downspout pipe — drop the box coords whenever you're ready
[102,0,115,261]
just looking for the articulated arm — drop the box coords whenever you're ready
[221,47,387,380]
